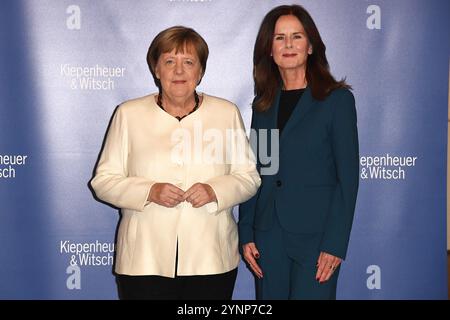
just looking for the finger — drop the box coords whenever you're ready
[167,185,185,197]
[192,192,212,207]
[249,261,263,278]
[183,186,198,201]
[315,260,327,280]
[326,260,341,282]
[315,252,331,279]
[187,194,201,205]
[187,191,202,204]
[245,253,263,278]
[249,244,260,259]
[192,197,207,208]
[167,189,184,202]
[316,259,332,281]
[319,263,334,283]
[318,258,336,283]
[318,256,341,282]
[244,245,263,277]
[161,191,182,205]
[326,258,341,281]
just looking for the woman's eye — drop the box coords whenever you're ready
[293,35,302,39]
[275,36,284,40]
[185,60,194,65]
[165,60,174,65]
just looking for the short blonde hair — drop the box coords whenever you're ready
[147,26,209,90]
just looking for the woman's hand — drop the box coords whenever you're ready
[184,183,217,208]
[148,183,185,208]
[315,251,341,283]
[242,242,263,278]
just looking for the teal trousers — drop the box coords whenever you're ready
[254,213,340,300]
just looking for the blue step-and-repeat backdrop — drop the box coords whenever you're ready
[0,0,448,299]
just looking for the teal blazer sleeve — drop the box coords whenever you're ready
[319,89,359,259]
[238,110,259,246]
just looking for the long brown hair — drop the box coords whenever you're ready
[253,5,350,112]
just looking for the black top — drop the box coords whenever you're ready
[157,91,200,121]
[277,88,305,133]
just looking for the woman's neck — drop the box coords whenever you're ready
[161,92,195,111]
[279,67,307,90]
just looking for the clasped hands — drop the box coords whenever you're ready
[148,182,217,208]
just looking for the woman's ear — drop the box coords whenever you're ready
[154,64,160,79]
[198,69,203,83]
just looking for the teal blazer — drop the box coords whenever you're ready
[238,87,359,259]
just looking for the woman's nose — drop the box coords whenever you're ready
[285,37,293,49]
[175,62,184,74]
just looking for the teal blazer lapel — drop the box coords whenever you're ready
[280,86,316,143]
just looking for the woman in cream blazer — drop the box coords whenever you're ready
[90,26,260,300]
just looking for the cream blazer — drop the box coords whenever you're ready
[91,93,261,277]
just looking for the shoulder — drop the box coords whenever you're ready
[117,94,157,116]
[203,93,238,110]
[202,93,240,116]
[326,88,355,105]
[327,88,357,121]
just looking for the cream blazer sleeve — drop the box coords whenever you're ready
[90,106,155,211]
[206,106,261,213]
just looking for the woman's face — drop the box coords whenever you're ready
[155,45,202,99]
[271,15,312,71]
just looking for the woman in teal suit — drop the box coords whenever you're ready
[239,4,359,300]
